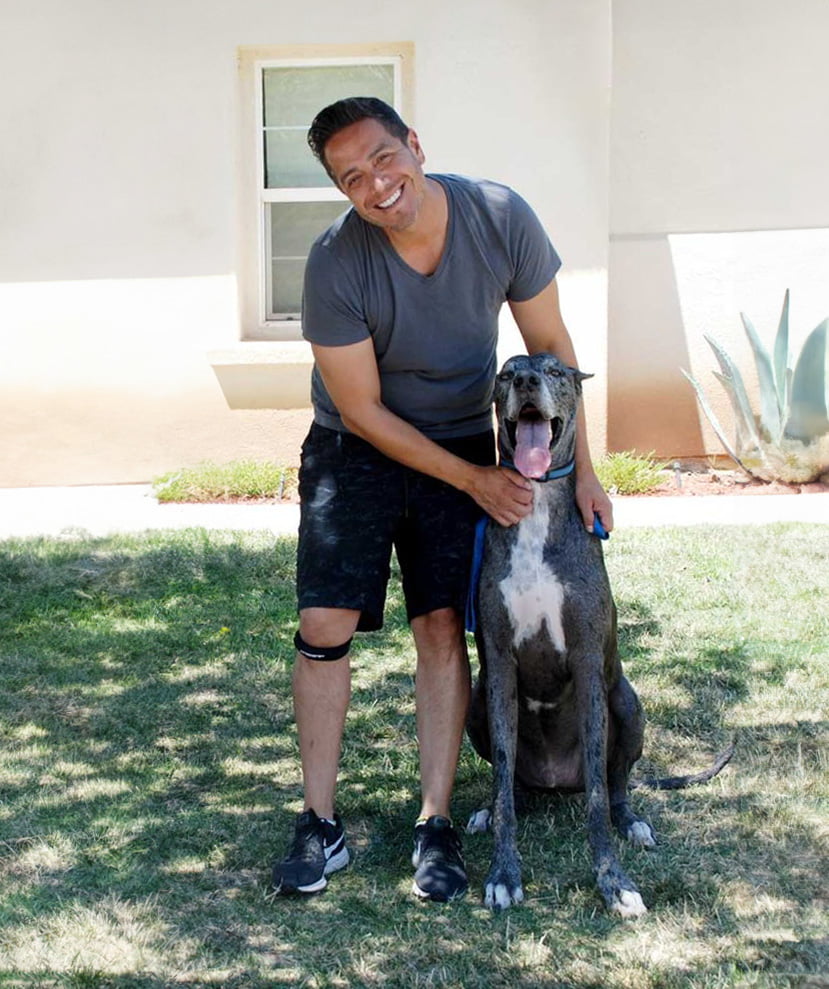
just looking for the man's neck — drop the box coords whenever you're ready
[385,177,448,276]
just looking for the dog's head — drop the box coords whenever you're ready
[494,353,592,479]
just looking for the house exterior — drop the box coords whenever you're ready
[2,0,827,487]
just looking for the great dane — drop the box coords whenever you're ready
[466,352,730,918]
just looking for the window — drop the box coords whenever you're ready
[238,45,414,340]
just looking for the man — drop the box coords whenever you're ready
[272,97,612,902]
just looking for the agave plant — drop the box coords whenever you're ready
[682,290,829,483]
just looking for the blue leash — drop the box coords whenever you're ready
[465,516,490,633]
[465,507,609,635]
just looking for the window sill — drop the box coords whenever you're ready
[243,320,304,342]
[207,341,312,409]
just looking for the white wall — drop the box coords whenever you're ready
[610,0,829,456]
[0,0,612,485]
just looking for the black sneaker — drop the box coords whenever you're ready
[272,809,349,894]
[412,815,468,902]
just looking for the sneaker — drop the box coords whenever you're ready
[272,809,349,894]
[411,815,468,902]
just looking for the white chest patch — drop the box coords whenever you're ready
[498,504,566,652]
[525,695,560,714]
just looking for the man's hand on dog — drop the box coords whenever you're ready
[469,466,534,527]
[576,471,614,534]
[469,465,613,533]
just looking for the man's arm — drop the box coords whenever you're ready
[508,278,614,532]
[311,339,533,526]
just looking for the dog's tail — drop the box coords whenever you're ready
[632,740,736,791]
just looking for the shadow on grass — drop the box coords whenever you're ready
[0,528,827,986]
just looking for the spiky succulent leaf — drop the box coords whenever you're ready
[681,369,752,474]
[741,311,783,442]
[684,293,829,483]
[703,334,762,451]
[774,289,790,416]
[710,371,754,454]
[787,317,829,441]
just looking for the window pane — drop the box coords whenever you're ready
[264,129,330,188]
[263,64,395,188]
[270,258,306,318]
[268,201,349,317]
[263,64,395,127]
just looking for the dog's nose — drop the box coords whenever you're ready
[514,373,540,388]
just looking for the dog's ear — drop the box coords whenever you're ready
[568,368,593,395]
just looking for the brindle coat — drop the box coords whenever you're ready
[466,353,655,917]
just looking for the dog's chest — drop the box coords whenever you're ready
[497,499,566,652]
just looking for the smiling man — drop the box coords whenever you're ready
[271,97,612,903]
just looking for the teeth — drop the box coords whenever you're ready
[378,187,402,209]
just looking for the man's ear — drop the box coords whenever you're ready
[407,129,426,165]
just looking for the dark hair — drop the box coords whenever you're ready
[307,97,410,184]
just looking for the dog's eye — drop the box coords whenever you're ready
[544,367,563,378]
[498,371,514,382]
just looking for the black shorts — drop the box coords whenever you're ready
[296,423,495,632]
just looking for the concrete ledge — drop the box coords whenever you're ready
[207,341,312,409]
[1,485,827,540]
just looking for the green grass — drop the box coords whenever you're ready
[595,451,667,496]
[152,461,298,503]
[156,456,664,504]
[0,525,827,987]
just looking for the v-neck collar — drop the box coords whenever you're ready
[370,175,455,283]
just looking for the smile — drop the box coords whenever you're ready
[377,187,402,209]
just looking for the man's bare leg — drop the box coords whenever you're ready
[272,606,359,894]
[411,606,471,820]
[293,607,360,819]
[409,606,471,901]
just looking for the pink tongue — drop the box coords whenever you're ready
[513,419,552,478]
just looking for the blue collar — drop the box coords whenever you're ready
[498,456,576,482]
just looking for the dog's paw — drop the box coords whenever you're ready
[484,880,524,910]
[627,820,656,848]
[466,808,491,833]
[610,887,647,919]
[612,803,656,848]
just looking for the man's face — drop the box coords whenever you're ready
[323,117,428,234]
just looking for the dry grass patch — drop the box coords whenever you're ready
[0,525,826,987]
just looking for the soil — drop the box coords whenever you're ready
[641,460,829,498]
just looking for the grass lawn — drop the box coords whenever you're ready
[0,524,826,988]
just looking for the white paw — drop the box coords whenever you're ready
[612,888,647,919]
[466,808,491,833]
[628,820,656,848]
[484,882,524,910]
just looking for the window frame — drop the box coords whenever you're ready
[237,43,414,341]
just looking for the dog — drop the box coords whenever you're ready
[466,352,731,918]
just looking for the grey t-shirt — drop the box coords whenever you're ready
[301,173,561,438]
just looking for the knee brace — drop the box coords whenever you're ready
[294,629,352,662]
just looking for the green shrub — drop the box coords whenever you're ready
[152,459,298,502]
[594,450,666,495]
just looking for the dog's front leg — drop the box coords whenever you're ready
[576,663,647,918]
[608,675,656,848]
[483,642,524,909]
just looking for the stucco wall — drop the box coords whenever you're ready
[0,0,611,486]
[609,0,829,457]
[8,1,824,484]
